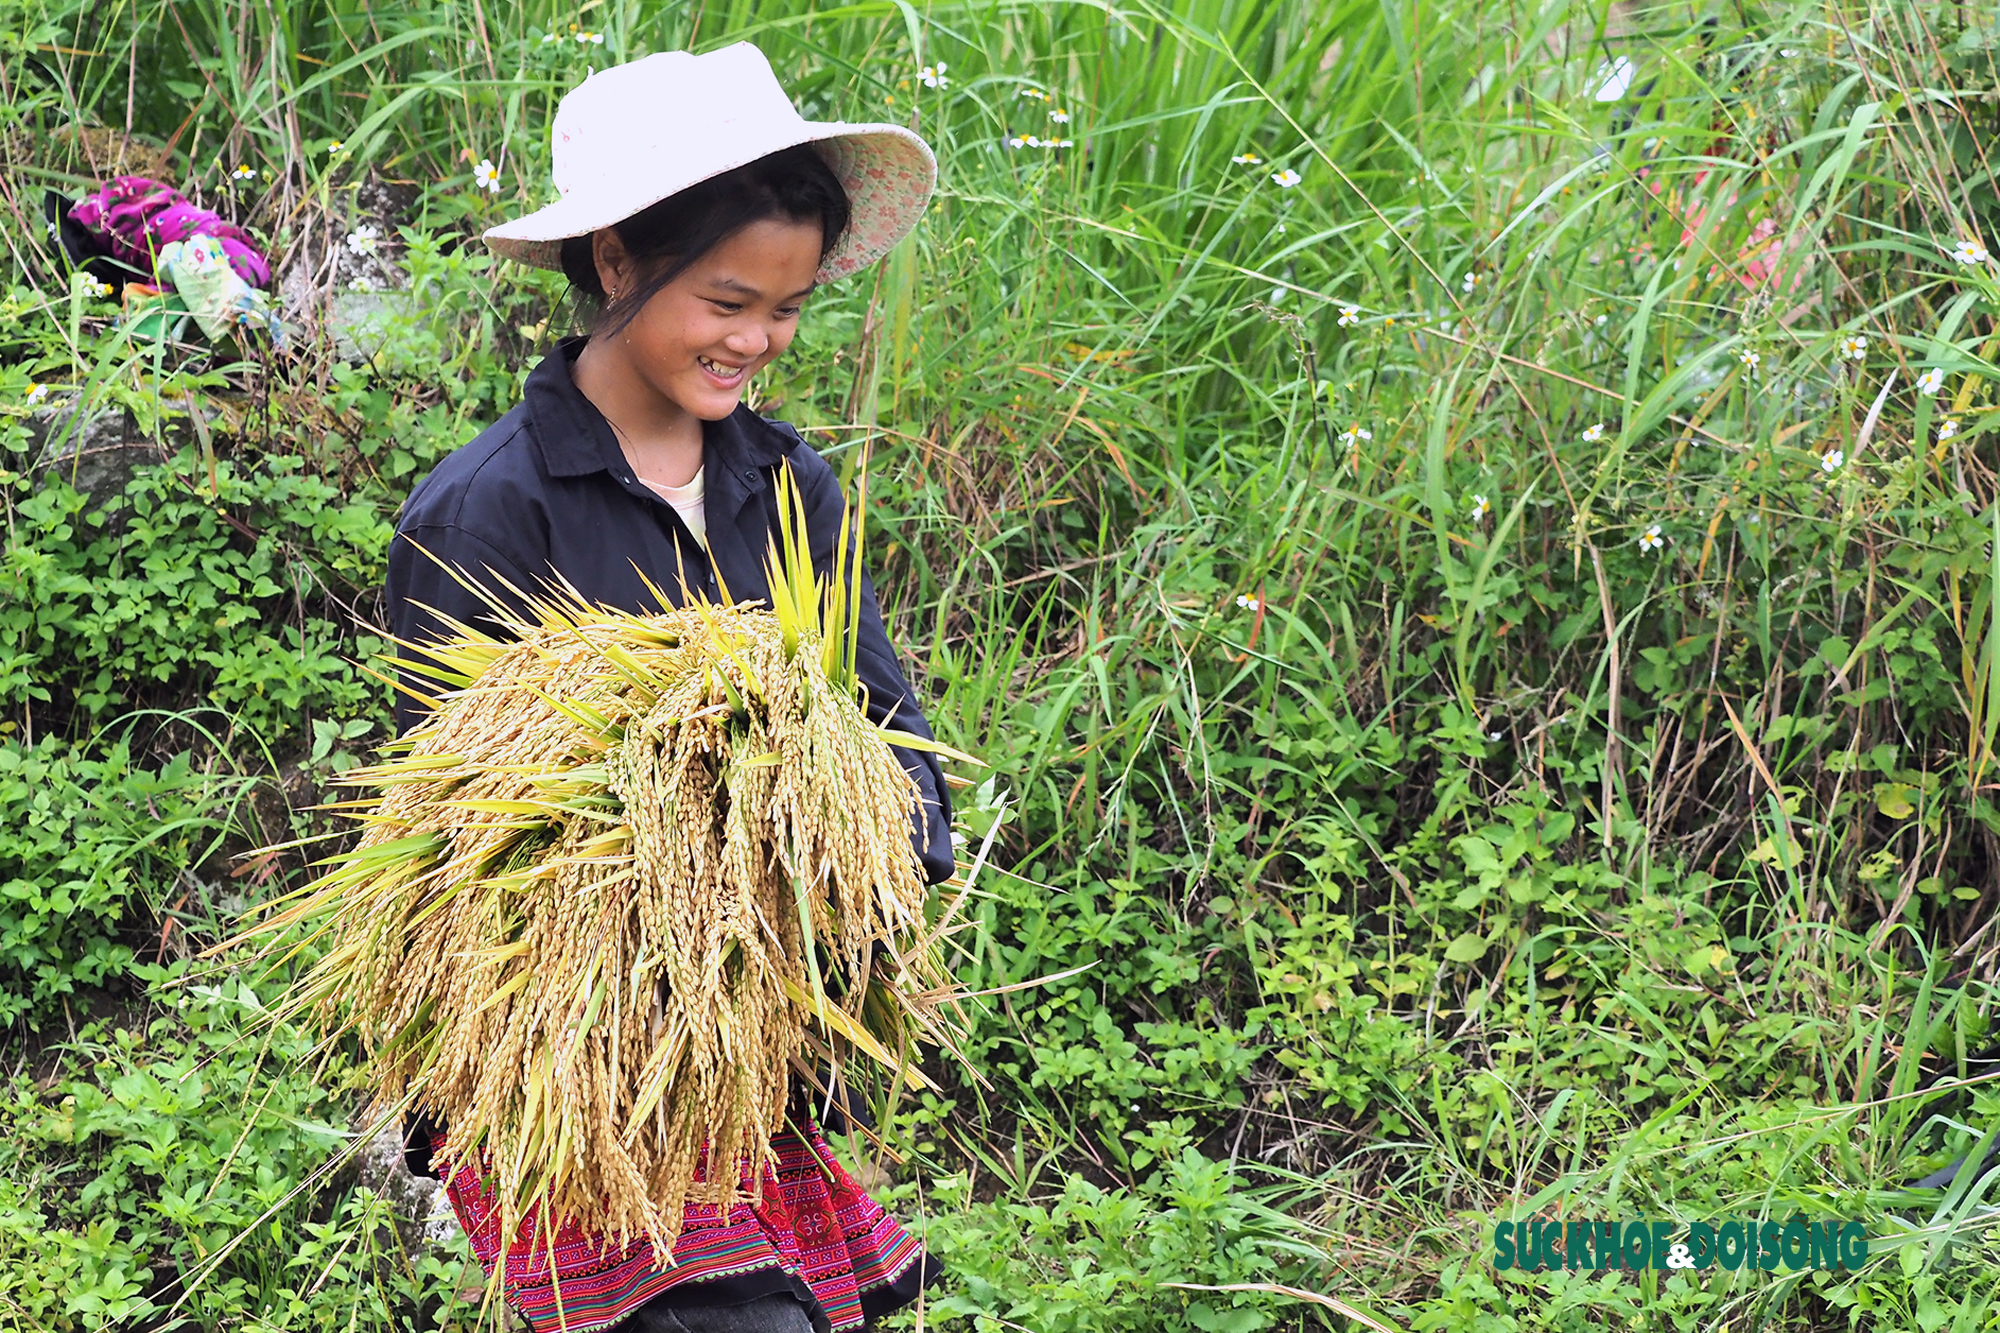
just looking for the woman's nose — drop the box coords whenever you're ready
[726,325,770,358]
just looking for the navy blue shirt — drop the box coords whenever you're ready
[387,334,954,885]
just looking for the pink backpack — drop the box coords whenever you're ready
[68,176,271,288]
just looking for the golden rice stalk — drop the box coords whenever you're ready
[220,462,974,1255]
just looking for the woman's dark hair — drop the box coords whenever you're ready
[560,143,850,338]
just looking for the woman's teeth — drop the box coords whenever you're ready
[699,356,745,380]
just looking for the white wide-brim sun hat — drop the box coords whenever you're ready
[483,41,935,285]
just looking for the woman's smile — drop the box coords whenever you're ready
[696,354,750,388]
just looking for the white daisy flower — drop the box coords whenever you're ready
[1005,135,1025,149]
[920,63,949,88]
[1950,239,1989,265]
[1469,494,1490,521]
[1821,449,1844,472]
[1024,134,1043,148]
[1271,168,1302,188]
[229,164,258,182]
[1839,333,1867,360]
[1337,425,1373,448]
[1581,422,1606,442]
[1337,305,1361,327]
[1231,152,1262,165]
[473,158,502,193]
[575,29,603,44]
[540,31,558,44]
[345,224,380,255]
[25,383,49,404]
[1461,272,1480,293]
[1939,418,1960,442]
[1235,594,1260,611]
[1019,87,1048,101]
[1738,348,1760,369]
[1049,108,1069,123]
[1050,139,1074,148]
[1916,367,1945,396]
[87,277,113,299]
[1638,523,1664,552]
[326,140,344,155]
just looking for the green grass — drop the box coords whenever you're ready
[2,0,2000,1329]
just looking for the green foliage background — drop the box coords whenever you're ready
[1,0,1998,1328]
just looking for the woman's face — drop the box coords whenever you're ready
[606,218,823,421]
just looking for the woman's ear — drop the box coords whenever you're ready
[590,228,632,299]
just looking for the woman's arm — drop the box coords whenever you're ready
[791,455,957,886]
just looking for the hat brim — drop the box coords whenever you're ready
[482,123,934,286]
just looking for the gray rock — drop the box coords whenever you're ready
[25,404,171,511]
[353,1118,465,1260]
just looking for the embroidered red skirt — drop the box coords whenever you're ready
[439,1121,926,1333]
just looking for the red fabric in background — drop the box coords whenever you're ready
[68,176,272,287]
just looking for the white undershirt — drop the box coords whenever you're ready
[639,466,707,549]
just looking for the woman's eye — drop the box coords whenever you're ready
[708,299,743,313]
[776,306,802,319]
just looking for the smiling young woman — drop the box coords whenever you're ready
[384,43,952,1333]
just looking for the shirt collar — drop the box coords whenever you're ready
[524,334,793,479]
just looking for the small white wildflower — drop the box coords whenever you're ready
[1050,138,1073,149]
[1019,87,1048,101]
[1950,239,1989,265]
[540,31,558,44]
[575,29,603,44]
[473,158,502,193]
[1839,333,1867,361]
[1581,422,1606,442]
[345,224,380,255]
[1338,425,1373,448]
[1470,494,1490,522]
[1024,135,1043,148]
[349,274,377,293]
[1461,271,1480,293]
[326,140,344,155]
[1939,418,1960,442]
[919,63,949,88]
[1638,523,1664,553]
[1235,594,1260,611]
[25,383,49,404]
[1916,367,1945,396]
[1231,152,1262,165]
[1337,305,1360,327]
[1822,448,1844,473]
[1594,313,1608,326]
[1487,731,1502,742]
[1271,168,1302,188]
[85,277,113,299]
[230,164,258,182]
[1738,348,1760,369]
[1006,134,1025,149]
[1049,108,1069,123]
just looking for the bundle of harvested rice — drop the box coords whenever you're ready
[226,465,973,1257]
